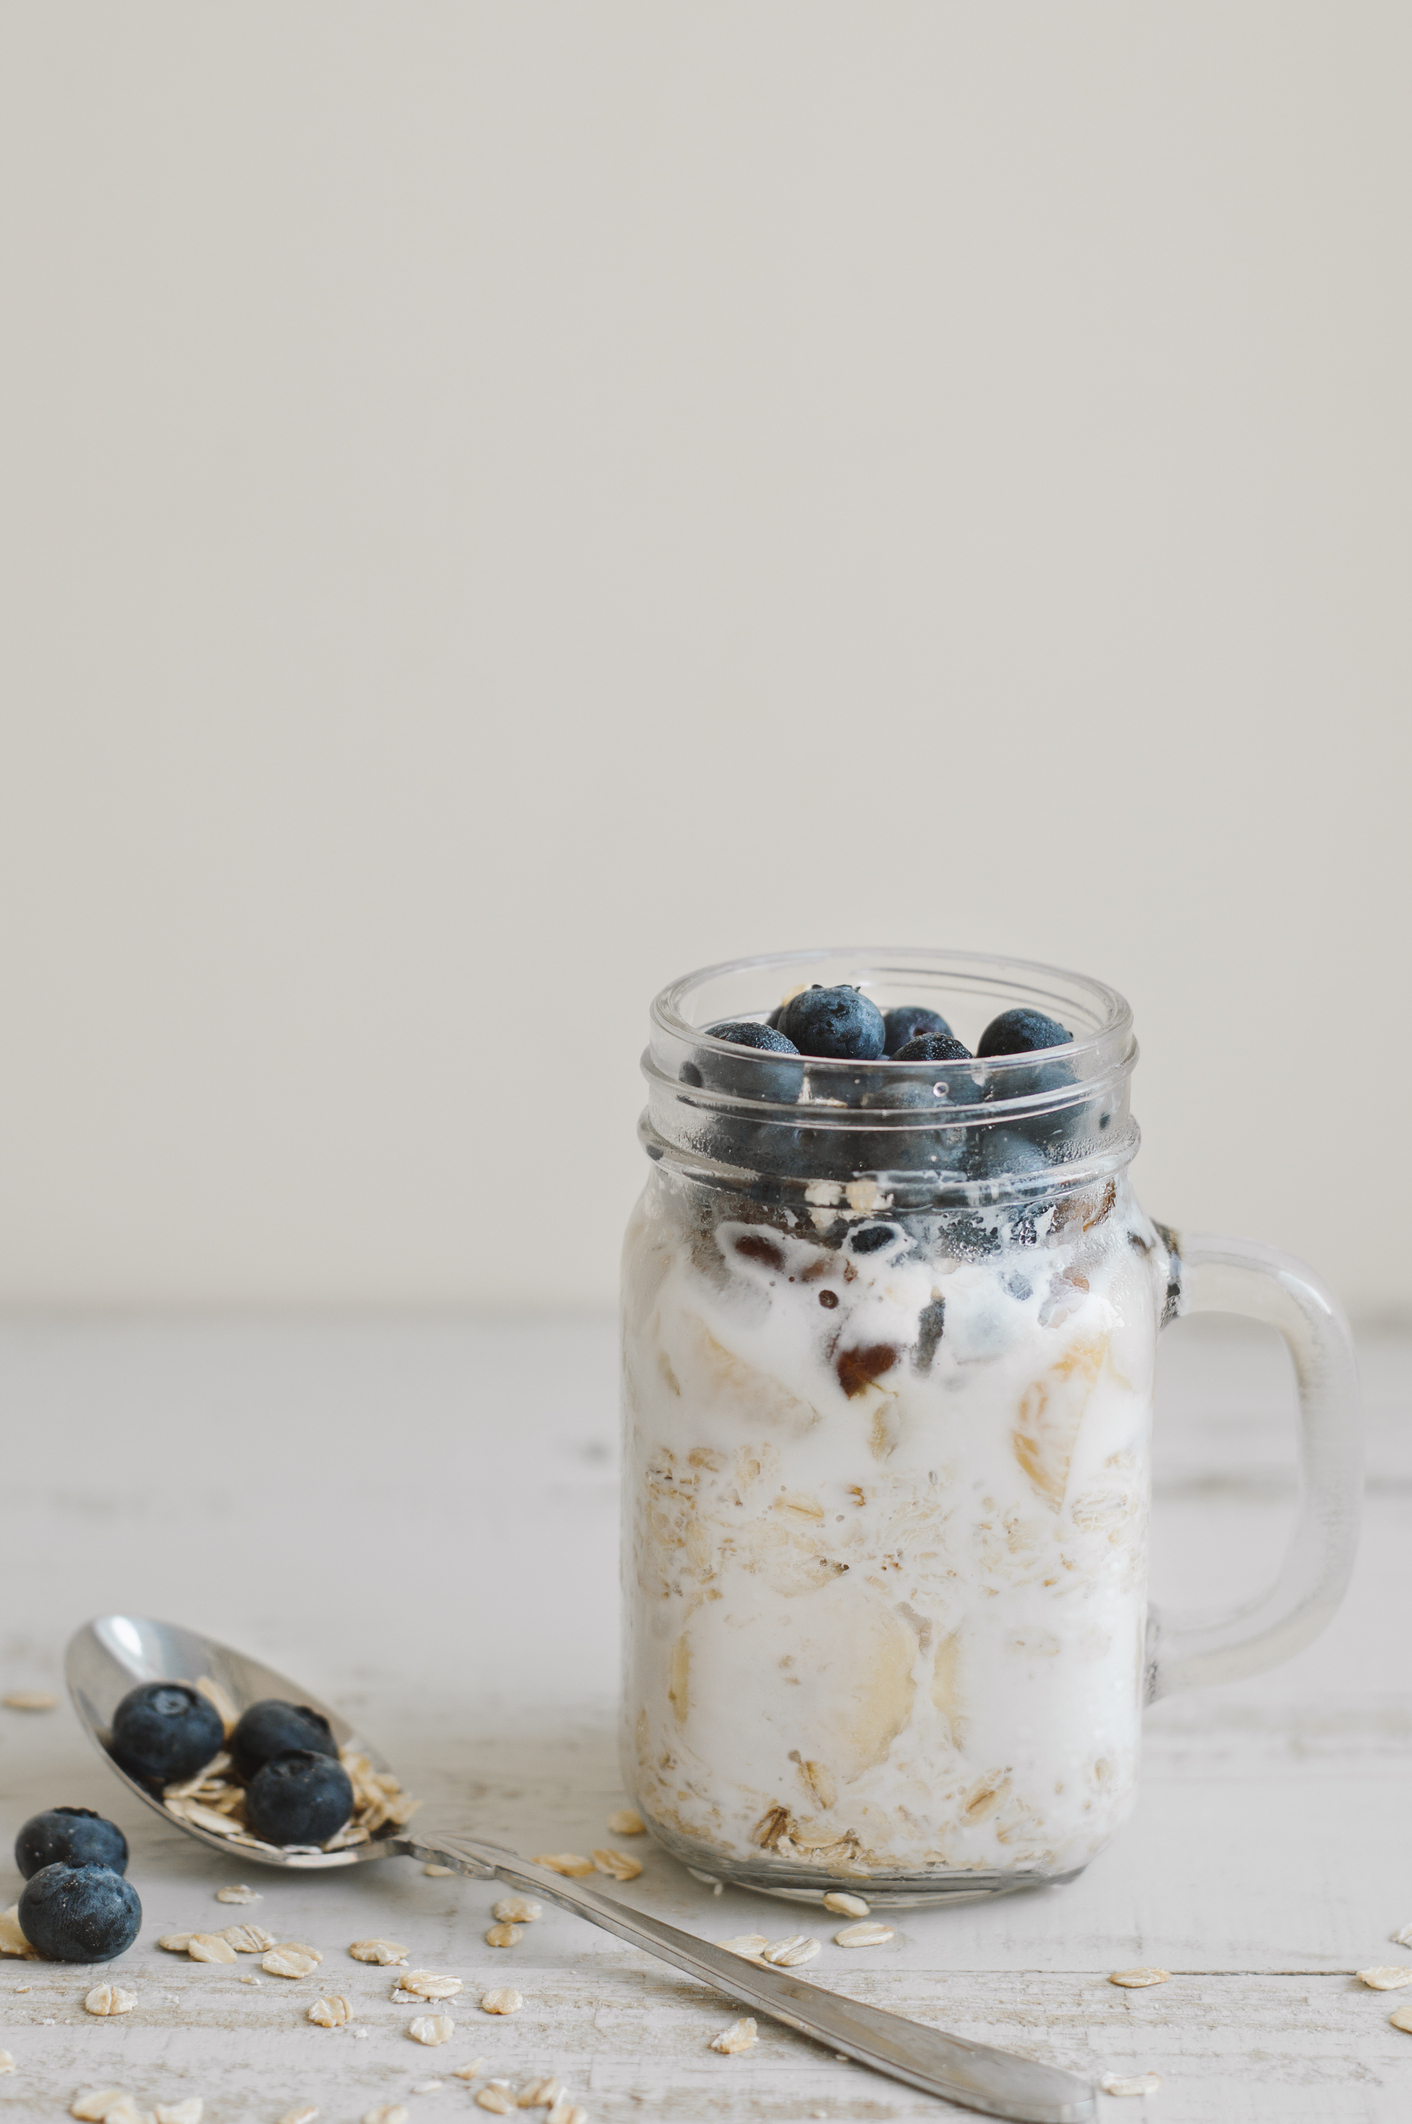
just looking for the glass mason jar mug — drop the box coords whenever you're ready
[620,948,1361,1905]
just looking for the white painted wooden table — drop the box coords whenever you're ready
[1,1312,1409,2124]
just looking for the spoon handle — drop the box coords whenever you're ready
[402,1824,1095,2124]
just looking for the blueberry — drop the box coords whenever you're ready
[780,985,886,1061]
[230,1700,340,1781]
[15,1807,128,1881]
[243,1749,354,1847]
[967,1126,1053,1182]
[18,1863,141,1962]
[847,1222,902,1256]
[976,1008,1071,1056]
[883,1006,953,1055]
[890,1031,990,1108]
[109,1682,225,1787]
[707,1020,799,1054]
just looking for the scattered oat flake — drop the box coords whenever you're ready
[822,1892,870,1916]
[1392,1924,1412,1948]
[262,1945,321,1979]
[412,2085,445,2098]
[1357,1966,1412,1990]
[549,2107,586,2124]
[486,1923,523,1949]
[476,2090,515,2116]
[307,1996,353,2027]
[716,1934,770,1956]
[480,1987,523,2015]
[71,2093,131,2122]
[493,1897,542,1924]
[0,1904,38,1957]
[401,1969,462,1999]
[517,2076,564,2107]
[762,1934,820,1967]
[591,1848,642,1882]
[154,2102,204,2124]
[84,1985,138,2016]
[222,1924,276,1953]
[1100,2073,1162,2098]
[409,2014,455,2045]
[1390,2005,1412,2034]
[214,1884,260,1904]
[1108,1967,1170,1988]
[349,1938,408,1964]
[362,2110,409,2124]
[834,1921,894,1947]
[0,2052,12,2074]
[710,2017,759,2054]
[606,1808,645,1837]
[453,2060,488,2079]
[275,2111,318,2124]
[532,1852,594,1877]
[187,1934,238,1964]
[3,1689,57,1711]
[424,1863,455,1876]
[158,1934,194,1953]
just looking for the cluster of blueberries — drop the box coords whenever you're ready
[9,1684,356,1962]
[111,1680,354,1844]
[681,989,1087,1188]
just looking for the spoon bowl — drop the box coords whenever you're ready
[66,1613,400,1869]
[64,1615,1095,2124]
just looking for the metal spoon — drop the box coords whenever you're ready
[66,1614,1095,2124]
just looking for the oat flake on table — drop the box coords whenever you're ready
[2,1689,57,1711]
[400,1969,463,1999]
[518,2074,564,2106]
[222,1923,276,1953]
[591,1847,642,1882]
[761,1934,820,1968]
[710,2017,758,2054]
[361,2108,408,2124]
[276,2109,319,2124]
[408,2015,455,2046]
[84,1986,138,2017]
[154,2101,204,2124]
[480,1987,523,2015]
[486,1922,523,1949]
[475,2089,515,2116]
[1100,2073,1162,2097]
[214,1884,260,1904]
[0,1904,39,1957]
[492,1896,542,1924]
[1357,1966,1412,1989]
[0,2052,12,2074]
[548,2106,586,2124]
[307,1996,353,2027]
[187,1934,237,1964]
[716,1934,769,1957]
[1108,1967,1171,1988]
[834,1921,894,1947]
[349,1938,408,1964]
[1389,2006,1412,2034]
[70,2092,131,2121]
[605,1808,644,1836]
[452,2060,488,2079]
[263,1944,321,1979]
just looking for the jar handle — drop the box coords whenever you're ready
[1145,1228,1362,1702]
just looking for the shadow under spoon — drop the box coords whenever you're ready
[66,1614,1095,2124]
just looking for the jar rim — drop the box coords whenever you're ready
[651,944,1133,1094]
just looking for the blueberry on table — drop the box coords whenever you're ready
[15,1807,128,1880]
[18,1863,141,1961]
[882,1006,953,1055]
[230,1699,340,1781]
[781,985,887,1061]
[243,1749,354,1847]
[109,1682,225,1786]
[976,1008,1071,1056]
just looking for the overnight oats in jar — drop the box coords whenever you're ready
[620,948,1171,1904]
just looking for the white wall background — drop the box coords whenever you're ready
[1,2,1407,1316]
